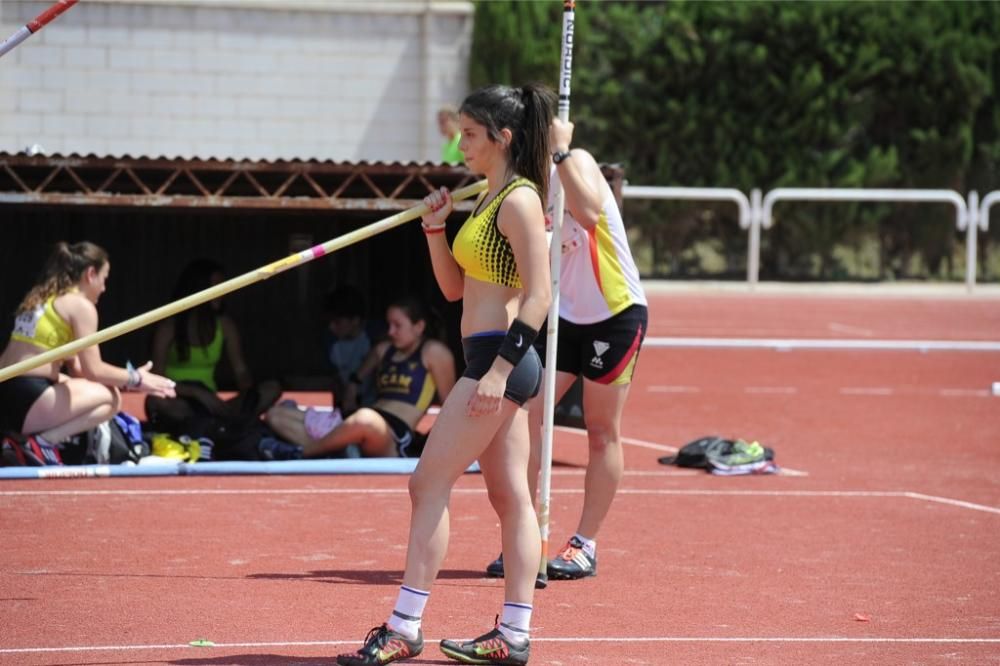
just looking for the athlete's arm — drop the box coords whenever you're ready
[422,187,465,301]
[551,119,607,230]
[498,187,552,332]
[64,293,175,397]
[423,339,457,403]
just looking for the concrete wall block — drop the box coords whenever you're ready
[5,113,43,136]
[214,118,259,141]
[129,71,188,94]
[85,113,133,138]
[150,93,198,117]
[195,97,239,119]
[19,90,64,114]
[73,92,111,115]
[18,44,64,67]
[234,95,282,119]
[87,25,131,48]
[39,68,74,92]
[129,28,174,50]
[171,117,220,141]
[42,113,86,137]
[109,48,151,70]
[66,46,109,69]
[172,29,218,50]
[107,91,152,117]
[35,24,87,48]
[210,73,263,97]
[147,49,196,73]
[83,69,133,93]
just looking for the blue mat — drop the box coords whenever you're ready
[0,458,480,480]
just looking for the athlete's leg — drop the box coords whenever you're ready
[575,379,631,539]
[480,405,538,603]
[526,369,578,503]
[403,377,517,591]
[23,379,121,443]
[263,403,310,447]
[302,407,396,457]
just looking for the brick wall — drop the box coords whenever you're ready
[0,0,473,162]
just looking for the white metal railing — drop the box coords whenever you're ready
[763,188,973,289]
[981,191,1000,232]
[622,186,758,284]
[622,186,997,291]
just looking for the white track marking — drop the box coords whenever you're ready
[1,489,994,513]
[644,337,1000,352]
[648,385,701,393]
[3,636,999,655]
[840,387,894,396]
[828,322,874,336]
[903,492,1000,515]
[939,388,991,397]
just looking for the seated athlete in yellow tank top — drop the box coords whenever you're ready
[10,293,75,351]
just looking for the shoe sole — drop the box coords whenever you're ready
[546,569,596,580]
[439,643,526,665]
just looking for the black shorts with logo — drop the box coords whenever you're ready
[535,304,647,385]
[462,333,543,406]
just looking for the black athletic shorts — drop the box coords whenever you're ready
[535,304,647,385]
[0,375,55,433]
[373,407,421,458]
[461,332,543,406]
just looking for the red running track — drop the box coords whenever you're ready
[1,288,998,665]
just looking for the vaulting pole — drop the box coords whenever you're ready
[0,180,487,383]
[0,0,79,59]
[537,0,575,582]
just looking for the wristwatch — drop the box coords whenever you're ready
[552,149,572,165]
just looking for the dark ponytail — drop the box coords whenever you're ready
[460,83,556,202]
[19,241,108,313]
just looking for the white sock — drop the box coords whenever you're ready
[386,585,428,640]
[574,533,596,558]
[497,602,531,646]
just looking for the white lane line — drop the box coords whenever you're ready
[648,385,701,393]
[939,388,990,398]
[903,492,1000,516]
[828,322,874,336]
[2,488,994,513]
[744,386,798,394]
[3,636,998,654]
[840,387,895,396]
[644,337,1000,352]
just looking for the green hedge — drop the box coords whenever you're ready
[470,0,1000,281]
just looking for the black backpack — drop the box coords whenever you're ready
[658,436,774,469]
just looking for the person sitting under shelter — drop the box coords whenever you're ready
[262,296,455,458]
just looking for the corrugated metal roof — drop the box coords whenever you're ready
[0,151,625,211]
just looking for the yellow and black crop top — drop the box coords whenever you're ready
[452,177,539,288]
[10,295,74,351]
